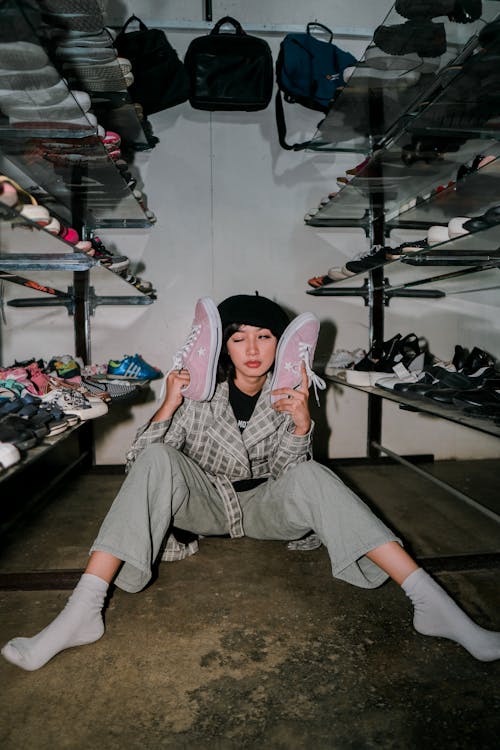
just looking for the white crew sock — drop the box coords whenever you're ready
[1,573,108,671]
[402,568,500,662]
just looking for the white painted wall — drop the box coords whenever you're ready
[1,1,499,463]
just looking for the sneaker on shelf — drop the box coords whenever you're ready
[448,0,482,23]
[325,348,366,377]
[41,387,108,421]
[374,20,447,58]
[82,376,140,402]
[0,379,27,400]
[88,236,130,272]
[0,441,22,471]
[47,355,81,380]
[0,418,37,451]
[107,354,162,381]
[345,333,426,386]
[167,298,222,402]
[25,361,51,395]
[47,374,111,404]
[0,179,18,208]
[81,362,108,377]
[270,313,326,405]
[395,0,456,20]
[0,366,39,395]
[448,205,500,237]
[307,274,335,289]
[118,272,154,294]
[341,246,390,276]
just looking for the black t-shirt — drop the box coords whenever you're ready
[228,378,261,432]
[228,379,268,492]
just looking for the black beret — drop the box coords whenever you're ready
[217,294,290,339]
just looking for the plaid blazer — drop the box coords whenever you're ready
[126,376,314,537]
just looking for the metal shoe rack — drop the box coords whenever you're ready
[0,1,155,494]
[304,2,500,543]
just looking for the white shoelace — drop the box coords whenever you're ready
[160,324,201,401]
[301,344,326,405]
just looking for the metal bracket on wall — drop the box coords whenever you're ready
[7,286,154,315]
[307,278,445,305]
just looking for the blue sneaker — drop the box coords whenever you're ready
[107,354,162,381]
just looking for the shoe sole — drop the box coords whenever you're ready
[183,297,223,402]
[200,301,222,401]
[345,370,384,387]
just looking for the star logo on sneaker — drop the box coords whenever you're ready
[197,347,207,357]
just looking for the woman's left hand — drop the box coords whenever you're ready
[271,363,311,436]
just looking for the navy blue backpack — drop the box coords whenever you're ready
[275,23,357,150]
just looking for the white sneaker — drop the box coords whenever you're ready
[0,441,21,471]
[42,388,108,421]
[325,348,366,377]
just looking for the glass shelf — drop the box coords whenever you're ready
[309,1,500,153]
[306,219,500,295]
[1,133,151,229]
[0,202,154,299]
[1,0,149,149]
[326,375,500,439]
[0,1,152,228]
[307,138,500,227]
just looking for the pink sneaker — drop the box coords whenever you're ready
[26,362,52,395]
[270,313,326,405]
[169,297,222,401]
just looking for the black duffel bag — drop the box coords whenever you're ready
[184,16,273,111]
[115,15,190,115]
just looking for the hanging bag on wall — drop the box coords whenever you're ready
[275,22,357,150]
[114,15,190,115]
[184,16,273,111]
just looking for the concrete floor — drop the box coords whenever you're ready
[0,460,499,750]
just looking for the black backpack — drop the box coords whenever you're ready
[275,23,357,150]
[115,15,190,115]
[184,16,273,111]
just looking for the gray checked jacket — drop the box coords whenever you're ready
[125,376,314,538]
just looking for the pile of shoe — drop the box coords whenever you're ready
[0,4,97,131]
[329,333,429,386]
[326,337,500,424]
[0,357,112,469]
[376,345,500,423]
[38,0,133,94]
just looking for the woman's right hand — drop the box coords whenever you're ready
[152,368,190,422]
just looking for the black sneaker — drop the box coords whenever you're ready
[374,20,447,58]
[448,0,482,23]
[395,0,455,19]
[478,18,500,49]
[461,346,496,375]
[341,246,390,276]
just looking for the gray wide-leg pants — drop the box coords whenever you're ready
[91,444,400,593]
